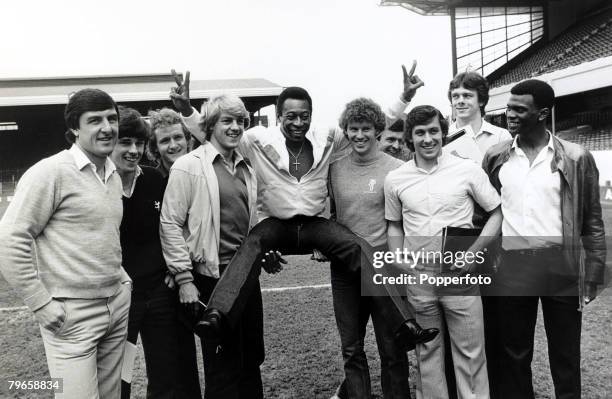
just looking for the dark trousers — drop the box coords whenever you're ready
[193,271,265,399]
[121,281,180,399]
[496,251,582,399]
[331,262,411,399]
[207,216,412,331]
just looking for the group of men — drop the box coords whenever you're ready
[0,63,605,399]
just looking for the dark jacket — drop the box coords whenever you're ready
[482,135,606,307]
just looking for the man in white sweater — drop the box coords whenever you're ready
[0,89,132,399]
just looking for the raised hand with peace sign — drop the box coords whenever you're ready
[402,60,425,103]
[169,69,193,116]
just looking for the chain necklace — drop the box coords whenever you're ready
[286,142,305,171]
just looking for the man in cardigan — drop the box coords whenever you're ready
[0,89,132,399]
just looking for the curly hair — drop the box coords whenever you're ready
[338,97,386,134]
[404,105,448,152]
[146,107,191,162]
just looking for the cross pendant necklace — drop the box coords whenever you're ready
[287,142,305,171]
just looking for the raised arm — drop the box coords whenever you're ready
[169,69,193,117]
[169,69,254,157]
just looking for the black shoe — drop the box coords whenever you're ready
[194,308,224,340]
[394,319,439,351]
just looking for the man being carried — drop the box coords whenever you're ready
[169,64,435,349]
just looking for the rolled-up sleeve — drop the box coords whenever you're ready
[384,174,402,222]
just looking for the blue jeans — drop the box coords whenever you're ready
[331,259,411,399]
[207,216,412,331]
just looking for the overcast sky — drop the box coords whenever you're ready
[1,0,453,126]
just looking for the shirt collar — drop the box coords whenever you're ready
[69,144,116,179]
[478,120,498,137]
[511,131,554,152]
[451,118,494,139]
[412,149,446,174]
[209,143,246,169]
[124,166,143,198]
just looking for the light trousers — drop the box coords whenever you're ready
[409,294,489,399]
[39,283,131,399]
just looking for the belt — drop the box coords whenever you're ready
[504,245,563,257]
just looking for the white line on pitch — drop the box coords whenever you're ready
[262,283,331,293]
[0,284,332,312]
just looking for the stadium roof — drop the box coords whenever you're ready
[0,73,283,107]
[490,8,612,88]
[379,0,558,16]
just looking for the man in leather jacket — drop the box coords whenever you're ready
[481,79,606,399]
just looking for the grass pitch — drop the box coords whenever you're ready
[1,255,611,398]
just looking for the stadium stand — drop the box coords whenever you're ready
[491,7,612,87]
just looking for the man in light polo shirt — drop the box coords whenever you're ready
[169,65,435,349]
[0,89,132,399]
[385,105,502,399]
[446,71,511,164]
[482,79,605,399]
